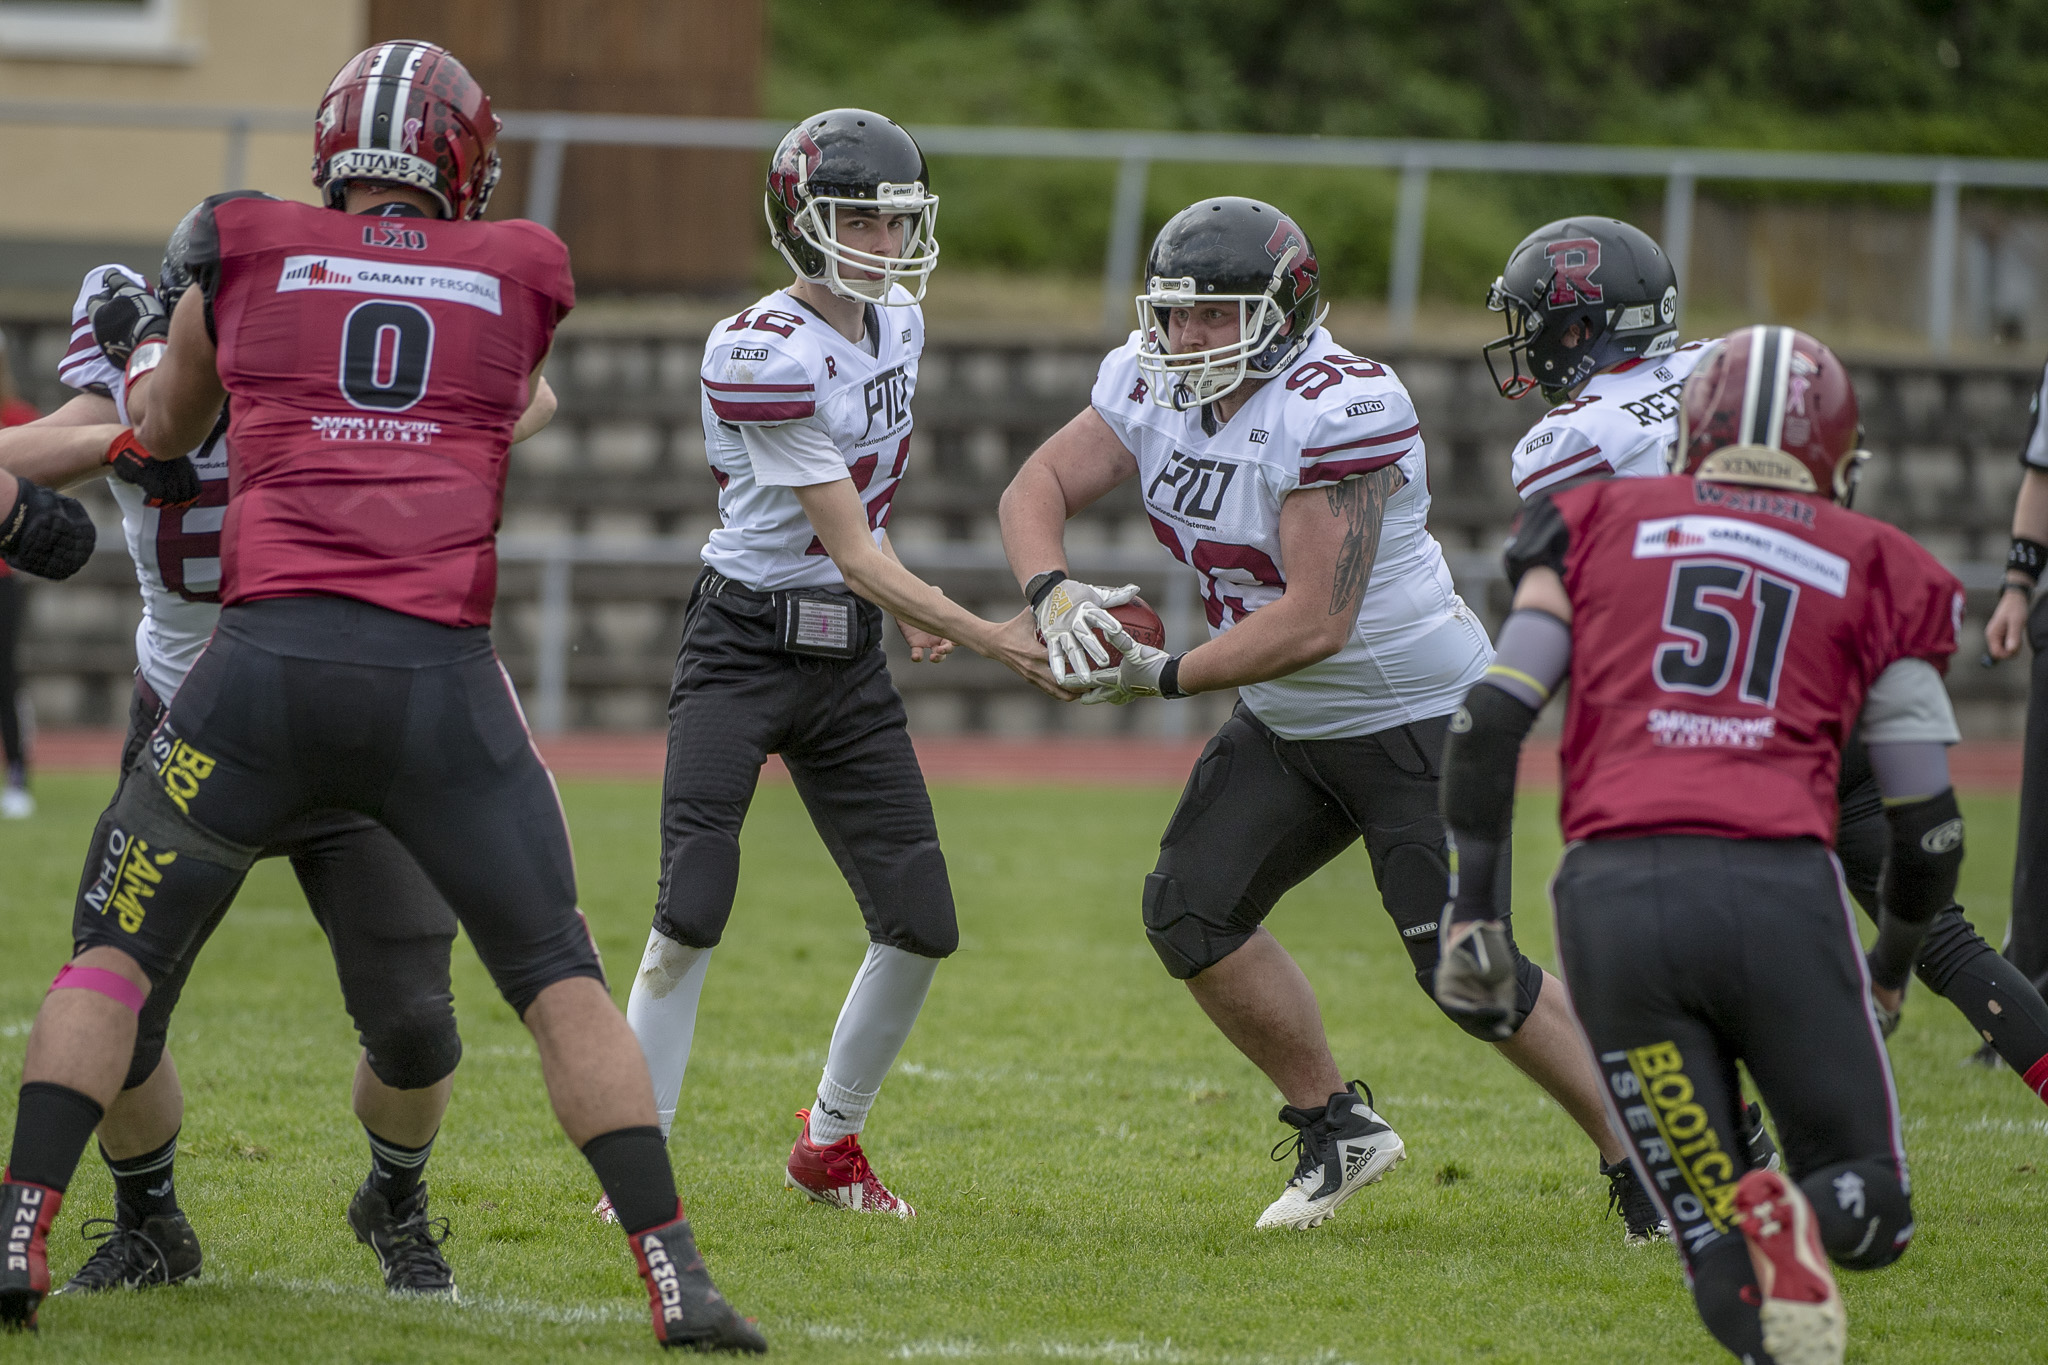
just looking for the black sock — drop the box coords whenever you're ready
[582,1126,678,1235]
[7,1082,105,1192]
[102,1131,179,1220]
[365,1127,435,1207]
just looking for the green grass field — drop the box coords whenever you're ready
[1,775,2044,1363]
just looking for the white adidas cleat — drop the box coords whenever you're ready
[1255,1080,1405,1230]
[1735,1169,1846,1365]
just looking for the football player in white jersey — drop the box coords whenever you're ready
[1477,218,2048,1237]
[1483,217,1703,499]
[998,197,1634,1232]
[0,243,553,1298]
[616,109,1058,1222]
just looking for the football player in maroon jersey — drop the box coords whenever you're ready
[0,251,555,1300]
[0,43,761,1350]
[1438,327,1964,1365]
[1495,221,2048,1147]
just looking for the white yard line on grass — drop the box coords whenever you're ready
[204,1272,1356,1363]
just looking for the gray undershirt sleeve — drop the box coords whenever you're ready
[1482,608,1573,710]
[1861,657,1960,800]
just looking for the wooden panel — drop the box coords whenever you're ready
[366,0,762,292]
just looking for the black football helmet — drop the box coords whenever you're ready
[1484,217,1678,403]
[1135,197,1328,411]
[764,108,939,306]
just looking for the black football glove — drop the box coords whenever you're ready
[86,268,169,369]
[0,476,97,580]
[104,429,201,509]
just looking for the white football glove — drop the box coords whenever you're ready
[1079,638,1171,705]
[1033,578,1141,687]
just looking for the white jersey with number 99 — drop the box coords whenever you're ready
[1090,328,1491,741]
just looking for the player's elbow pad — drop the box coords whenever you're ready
[1880,788,1964,928]
[1441,682,1538,842]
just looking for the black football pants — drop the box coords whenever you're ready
[1557,836,1915,1363]
[73,675,461,1091]
[652,570,956,959]
[2007,591,2048,991]
[72,597,602,1017]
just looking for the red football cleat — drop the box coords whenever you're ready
[785,1110,915,1218]
[1734,1169,1845,1365]
[0,1174,63,1332]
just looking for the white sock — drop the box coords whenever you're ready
[807,943,937,1145]
[623,928,712,1141]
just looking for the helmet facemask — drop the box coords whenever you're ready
[1482,277,1545,400]
[1135,254,1326,412]
[771,181,940,306]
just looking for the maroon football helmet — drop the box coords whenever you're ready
[312,41,501,221]
[1675,325,1868,504]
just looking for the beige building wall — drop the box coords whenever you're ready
[0,0,367,308]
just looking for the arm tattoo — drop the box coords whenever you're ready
[1326,465,1405,616]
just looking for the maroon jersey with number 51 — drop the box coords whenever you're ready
[1506,474,1963,844]
[192,194,573,625]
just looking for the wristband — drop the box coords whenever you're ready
[1025,569,1067,609]
[1159,653,1188,699]
[2002,581,2034,599]
[2008,536,2048,584]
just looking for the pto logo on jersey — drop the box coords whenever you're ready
[1146,451,1238,521]
[278,255,502,314]
[862,364,912,438]
[1631,515,1849,596]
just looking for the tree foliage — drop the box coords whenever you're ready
[766,1,2048,294]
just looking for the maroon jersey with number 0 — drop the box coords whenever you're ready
[195,195,573,625]
[1511,475,1962,844]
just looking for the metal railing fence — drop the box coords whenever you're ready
[5,100,2046,350]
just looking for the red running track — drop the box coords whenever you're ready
[27,729,2029,790]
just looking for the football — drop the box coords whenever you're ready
[1094,597,1166,665]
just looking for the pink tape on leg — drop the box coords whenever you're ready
[50,963,145,1015]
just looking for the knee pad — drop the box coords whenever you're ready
[1799,1158,1913,1270]
[1365,821,1451,922]
[866,846,959,959]
[362,1014,463,1091]
[1687,1236,1767,1362]
[1414,942,1546,1040]
[1142,871,1250,980]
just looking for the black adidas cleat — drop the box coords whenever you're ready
[1602,1158,1670,1246]
[0,1177,62,1331]
[1964,1039,2004,1070]
[56,1204,202,1293]
[1738,1101,1781,1173]
[629,1209,767,1352]
[348,1181,456,1299]
[1256,1080,1406,1230]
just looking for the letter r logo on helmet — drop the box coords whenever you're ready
[1264,217,1317,299]
[1545,238,1603,306]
